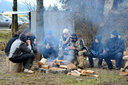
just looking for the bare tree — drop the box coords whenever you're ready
[36,0,44,39]
[22,0,36,11]
[12,0,18,36]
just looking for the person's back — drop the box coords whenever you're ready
[5,35,19,56]
[8,39,22,58]
[8,34,35,74]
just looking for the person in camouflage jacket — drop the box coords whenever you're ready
[69,34,88,69]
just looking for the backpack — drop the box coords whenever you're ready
[5,35,19,56]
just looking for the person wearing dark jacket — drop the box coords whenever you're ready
[24,29,37,53]
[103,30,125,70]
[5,30,23,56]
[88,35,103,68]
[8,34,35,73]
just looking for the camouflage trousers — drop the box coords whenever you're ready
[72,51,86,68]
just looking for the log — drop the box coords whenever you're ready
[40,65,49,69]
[81,70,88,76]
[71,71,81,77]
[119,72,128,76]
[86,70,95,74]
[59,65,67,69]
[38,58,47,66]
[6,57,23,73]
[74,70,82,75]
[93,75,99,78]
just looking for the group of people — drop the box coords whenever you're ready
[5,29,37,73]
[5,28,125,74]
[40,29,125,70]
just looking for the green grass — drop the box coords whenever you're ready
[0,30,11,41]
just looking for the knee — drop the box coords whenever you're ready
[116,52,123,58]
[30,53,35,59]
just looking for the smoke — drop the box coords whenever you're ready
[34,0,128,63]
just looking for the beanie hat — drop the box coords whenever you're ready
[20,34,27,42]
[111,30,118,37]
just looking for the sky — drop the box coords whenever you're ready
[6,0,61,7]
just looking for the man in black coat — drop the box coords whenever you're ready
[88,35,103,68]
[5,30,23,56]
[9,34,35,73]
[103,30,125,70]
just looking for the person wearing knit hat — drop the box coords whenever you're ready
[88,35,103,68]
[103,30,125,70]
[8,33,35,74]
[59,28,71,59]
[41,30,59,60]
[69,34,88,69]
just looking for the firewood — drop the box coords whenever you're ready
[86,70,95,74]
[119,72,128,76]
[77,69,82,72]
[60,65,67,69]
[74,70,82,75]
[38,58,47,66]
[93,74,99,78]
[40,65,49,69]
[71,71,81,77]
[81,70,88,76]
[67,72,71,75]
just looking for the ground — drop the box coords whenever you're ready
[0,50,128,85]
[0,30,128,85]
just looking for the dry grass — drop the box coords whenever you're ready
[0,51,128,85]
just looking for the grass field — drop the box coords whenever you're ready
[0,31,128,85]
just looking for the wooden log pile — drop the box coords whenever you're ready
[38,58,99,78]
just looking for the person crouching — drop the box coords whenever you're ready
[8,34,35,74]
[88,35,103,68]
[69,34,88,69]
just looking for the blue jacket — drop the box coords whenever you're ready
[27,35,37,53]
[90,41,103,56]
[105,37,124,55]
[43,36,59,49]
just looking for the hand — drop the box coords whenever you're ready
[46,43,50,49]
[70,45,75,50]
[26,40,31,45]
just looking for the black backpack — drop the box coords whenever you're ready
[5,35,19,56]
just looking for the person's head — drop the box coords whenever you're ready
[70,34,78,42]
[63,28,70,38]
[110,30,118,38]
[24,29,31,37]
[47,30,52,38]
[95,35,102,43]
[17,29,24,35]
[20,34,27,42]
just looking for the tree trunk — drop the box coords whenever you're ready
[36,0,44,40]
[12,0,18,36]
[36,0,44,61]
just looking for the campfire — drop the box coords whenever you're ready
[38,58,99,77]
